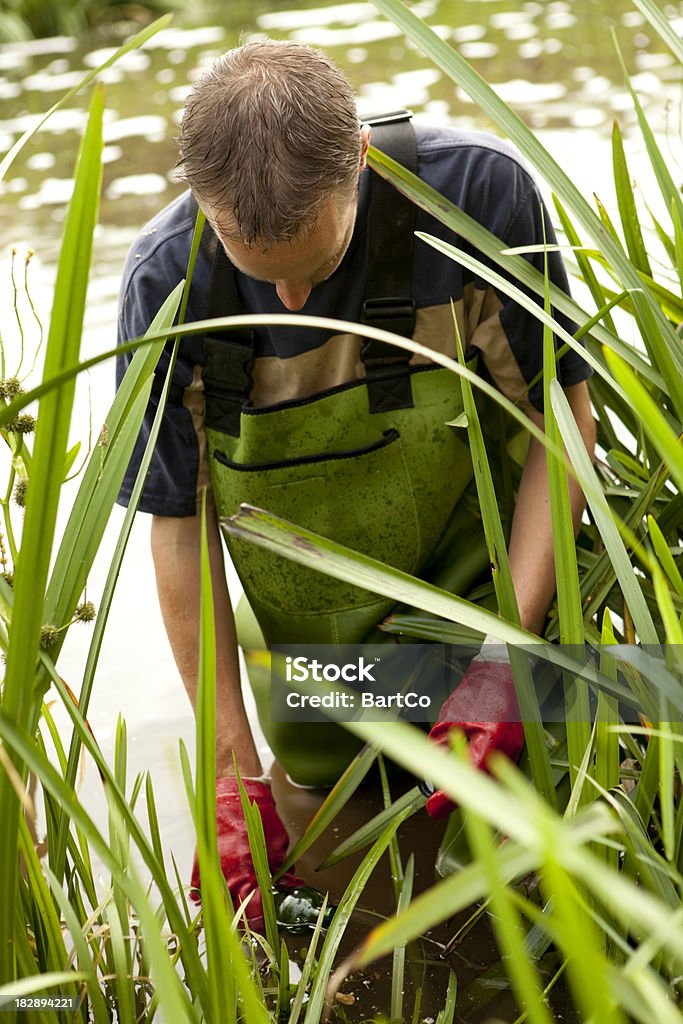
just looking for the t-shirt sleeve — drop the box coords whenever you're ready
[115,229,209,517]
[467,154,592,412]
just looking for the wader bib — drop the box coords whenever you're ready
[203,114,487,784]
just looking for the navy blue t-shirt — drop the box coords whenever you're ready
[116,124,590,517]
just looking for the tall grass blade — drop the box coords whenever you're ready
[540,246,590,792]
[390,853,414,1022]
[602,348,683,496]
[0,84,104,987]
[436,970,458,1024]
[452,308,554,803]
[237,769,279,954]
[632,0,683,62]
[0,713,200,1022]
[614,32,683,233]
[596,613,620,873]
[318,786,425,869]
[419,231,617,396]
[287,896,328,1024]
[195,491,235,1021]
[612,121,652,276]
[368,0,683,418]
[43,867,111,1023]
[369,145,657,384]
[276,743,377,877]
[540,857,626,1024]
[305,806,411,1024]
[463,804,553,1024]
[104,900,136,1024]
[550,380,659,643]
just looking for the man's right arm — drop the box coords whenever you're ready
[151,505,263,778]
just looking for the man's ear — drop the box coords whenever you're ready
[359,124,371,170]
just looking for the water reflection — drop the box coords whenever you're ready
[1,0,680,272]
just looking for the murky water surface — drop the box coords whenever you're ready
[1,1,681,1016]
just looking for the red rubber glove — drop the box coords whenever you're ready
[190,777,300,930]
[425,659,525,820]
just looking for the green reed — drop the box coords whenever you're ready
[1,1,682,1021]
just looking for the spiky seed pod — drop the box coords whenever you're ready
[0,378,22,400]
[75,601,96,623]
[40,624,60,648]
[13,479,27,507]
[6,414,36,434]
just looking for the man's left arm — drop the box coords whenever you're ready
[508,380,596,636]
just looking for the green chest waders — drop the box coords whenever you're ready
[203,115,486,785]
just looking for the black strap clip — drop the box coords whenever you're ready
[362,296,416,339]
[360,303,415,413]
[203,336,254,437]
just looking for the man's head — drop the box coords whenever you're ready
[178,40,367,257]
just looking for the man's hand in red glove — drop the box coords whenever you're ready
[425,643,525,820]
[190,776,300,930]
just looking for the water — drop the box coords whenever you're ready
[1,0,681,1015]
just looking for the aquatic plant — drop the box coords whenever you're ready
[225,0,683,1018]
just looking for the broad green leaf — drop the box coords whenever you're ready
[224,505,538,646]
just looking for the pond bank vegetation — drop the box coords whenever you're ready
[0,1,682,1020]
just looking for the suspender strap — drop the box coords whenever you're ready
[361,110,417,412]
[203,244,255,437]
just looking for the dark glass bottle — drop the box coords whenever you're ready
[273,886,336,934]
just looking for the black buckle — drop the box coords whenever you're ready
[362,297,416,339]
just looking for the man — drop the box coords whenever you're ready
[116,40,596,926]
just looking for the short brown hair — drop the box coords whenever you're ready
[177,40,361,246]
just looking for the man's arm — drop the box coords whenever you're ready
[150,502,262,777]
[508,380,596,635]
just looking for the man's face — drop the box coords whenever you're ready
[206,192,358,311]
[203,123,370,311]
